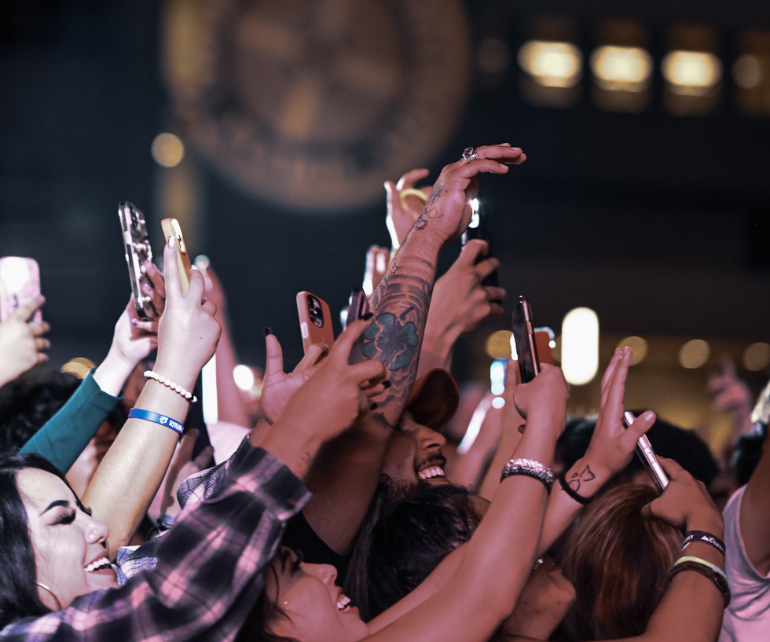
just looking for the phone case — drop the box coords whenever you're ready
[297,291,335,353]
[534,327,555,365]
[118,202,154,320]
[161,218,192,294]
[0,257,42,322]
[624,411,670,493]
[363,246,390,297]
[511,296,540,383]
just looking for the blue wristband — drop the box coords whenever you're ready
[128,408,184,435]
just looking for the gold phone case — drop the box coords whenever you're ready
[160,218,192,294]
[118,202,154,319]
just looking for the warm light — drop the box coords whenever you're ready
[743,343,770,371]
[234,365,256,391]
[733,55,762,89]
[61,357,96,379]
[152,133,185,168]
[561,308,599,385]
[617,336,648,365]
[679,339,710,369]
[518,41,583,88]
[590,46,653,91]
[662,51,722,95]
[486,330,513,359]
[0,257,31,293]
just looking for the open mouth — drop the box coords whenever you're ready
[418,466,445,480]
[336,593,356,612]
[84,556,112,573]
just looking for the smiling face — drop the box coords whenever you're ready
[265,548,368,642]
[381,411,448,498]
[16,468,118,609]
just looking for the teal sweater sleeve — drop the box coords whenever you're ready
[20,369,121,474]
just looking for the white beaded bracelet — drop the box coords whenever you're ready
[143,370,197,403]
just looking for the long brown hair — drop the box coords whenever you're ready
[561,484,681,640]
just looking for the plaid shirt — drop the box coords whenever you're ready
[0,444,309,642]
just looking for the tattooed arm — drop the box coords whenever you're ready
[299,145,526,554]
[539,348,657,551]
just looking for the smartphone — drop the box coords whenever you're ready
[297,291,335,353]
[511,296,540,383]
[0,257,42,322]
[623,411,669,493]
[363,246,390,297]
[160,218,192,295]
[341,287,371,329]
[461,198,500,297]
[118,202,155,320]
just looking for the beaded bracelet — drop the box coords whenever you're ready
[558,470,593,505]
[501,458,554,492]
[668,555,731,607]
[682,531,726,557]
[128,408,184,435]
[144,370,197,403]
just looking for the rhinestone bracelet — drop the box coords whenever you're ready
[500,458,554,492]
[144,370,197,403]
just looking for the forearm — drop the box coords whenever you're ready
[83,376,192,558]
[214,321,251,428]
[479,426,524,501]
[93,345,138,397]
[417,321,459,377]
[302,416,392,552]
[360,231,443,427]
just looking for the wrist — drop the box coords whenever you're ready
[94,346,136,396]
[151,357,199,393]
[685,512,724,540]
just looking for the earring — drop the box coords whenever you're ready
[37,582,63,610]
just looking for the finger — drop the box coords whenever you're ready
[720,354,736,378]
[600,349,623,406]
[483,286,506,301]
[296,343,328,370]
[193,444,215,469]
[132,319,159,334]
[144,262,167,300]
[27,321,50,336]
[604,348,630,412]
[349,356,387,385]
[488,302,504,317]
[34,337,50,351]
[187,265,205,303]
[396,168,430,190]
[163,236,182,302]
[36,352,49,365]
[264,332,286,379]
[475,257,501,280]
[624,410,656,444]
[655,456,686,479]
[457,239,490,265]
[470,145,524,163]
[201,299,217,317]
[363,382,386,398]
[329,319,370,363]
[10,295,45,322]
[455,158,511,178]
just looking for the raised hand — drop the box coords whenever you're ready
[707,355,754,437]
[385,168,433,250]
[512,363,569,433]
[410,144,526,249]
[0,296,50,386]
[154,237,221,390]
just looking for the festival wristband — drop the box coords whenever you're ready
[682,531,726,556]
[128,408,184,435]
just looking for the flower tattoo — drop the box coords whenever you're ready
[362,313,419,370]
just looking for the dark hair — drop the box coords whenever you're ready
[0,372,80,454]
[236,559,297,642]
[345,480,480,621]
[0,452,86,628]
[732,422,768,486]
[562,484,680,640]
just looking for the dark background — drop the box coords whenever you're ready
[2,0,770,409]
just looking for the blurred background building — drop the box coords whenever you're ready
[2,0,770,450]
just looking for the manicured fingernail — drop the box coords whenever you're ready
[381,380,391,389]
[264,327,273,337]
[643,411,655,421]
[511,147,521,152]
[131,319,139,326]
[362,312,373,321]
[370,402,378,411]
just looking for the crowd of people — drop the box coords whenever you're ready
[0,144,766,642]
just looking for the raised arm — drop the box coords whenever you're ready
[83,238,220,557]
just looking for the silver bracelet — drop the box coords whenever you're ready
[144,370,197,403]
[500,458,554,492]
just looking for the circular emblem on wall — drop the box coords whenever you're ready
[162,0,471,211]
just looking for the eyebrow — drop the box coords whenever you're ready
[40,500,70,516]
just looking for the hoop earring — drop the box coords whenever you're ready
[36,582,62,610]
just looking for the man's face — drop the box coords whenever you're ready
[381,410,448,498]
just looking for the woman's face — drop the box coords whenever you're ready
[266,548,368,642]
[17,467,118,609]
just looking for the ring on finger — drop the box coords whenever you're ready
[462,146,481,163]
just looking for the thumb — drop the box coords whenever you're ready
[625,410,656,442]
[264,332,285,379]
